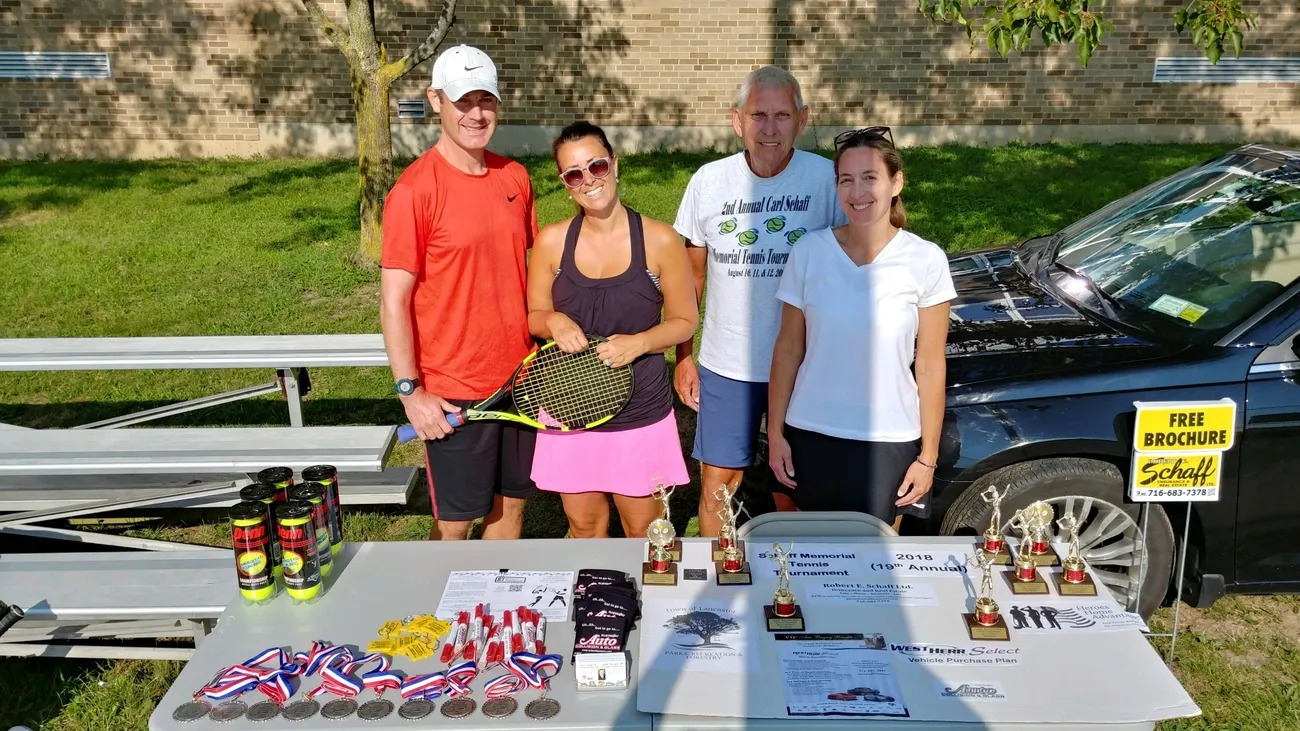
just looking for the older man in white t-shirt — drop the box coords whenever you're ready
[673,66,846,537]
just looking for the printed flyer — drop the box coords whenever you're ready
[775,634,909,717]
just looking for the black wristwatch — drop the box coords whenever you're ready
[394,377,420,396]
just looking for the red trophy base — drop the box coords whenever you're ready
[641,560,678,586]
[1028,545,1061,567]
[1003,566,1050,595]
[713,560,752,586]
[764,604,805,632]
[1052,569,1098,596]
[978,539,1014,565]
[963,612,1011,641]
[711,538,744,562]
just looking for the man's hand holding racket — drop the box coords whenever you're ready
[400,387,462,441]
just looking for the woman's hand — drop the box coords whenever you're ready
[895,459,935,507]
[547,312,588,353]
[768,431,798,489]
[596,334,648,368]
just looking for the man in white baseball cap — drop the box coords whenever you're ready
[430,43,500,102]
[381,43,540,542]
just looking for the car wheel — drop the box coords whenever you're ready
[939,457,1174,618]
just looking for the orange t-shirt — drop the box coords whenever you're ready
[380,147,538,400]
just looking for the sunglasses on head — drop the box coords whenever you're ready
[559,157,613,189]
[834,126,894,150]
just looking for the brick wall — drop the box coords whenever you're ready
[0,0,1296,158]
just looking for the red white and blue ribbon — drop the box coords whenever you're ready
[483,651,563,698]
[443,660,478,697]
[400,671,448,701]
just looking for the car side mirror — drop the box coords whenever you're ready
[1292,335,1300,361]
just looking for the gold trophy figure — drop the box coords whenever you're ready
[1024,500,1061,566]
[1052,514,1098,596]
[963,549,1010,640]
[644,482,682,563]
[641,482,680,585]
[979,485,1013,565]
[714,493,752,585]
[1003,506,1050,595]
[764,542,805,631]
[641,516,679,586]
[710,480,743,561]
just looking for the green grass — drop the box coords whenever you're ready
[8,140,1294,730]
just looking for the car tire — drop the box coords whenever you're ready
[939,457,1174,618]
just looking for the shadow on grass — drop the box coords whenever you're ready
[0,657,102,731]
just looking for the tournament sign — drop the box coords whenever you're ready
[1129,399,1235,503]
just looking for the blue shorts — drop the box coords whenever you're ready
[692,365,767,469]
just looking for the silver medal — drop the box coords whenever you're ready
[282,699,320,721]
[246,701,281,722]
[171,700,210,723]
[482,696,518,718]
[525,697,562,720]
[440,696,476,718]
[321,697,358,719]
[209,700,248,723]
[358,698,394,720]
[398,698,435,719]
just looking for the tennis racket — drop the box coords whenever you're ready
[397,335,634,442]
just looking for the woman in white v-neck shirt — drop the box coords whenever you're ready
[767,129,956,528]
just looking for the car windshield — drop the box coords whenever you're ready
[1053,149,1300,343]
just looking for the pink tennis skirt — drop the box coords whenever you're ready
[531,410,689,496]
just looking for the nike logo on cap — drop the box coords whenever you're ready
[464,64,483,71]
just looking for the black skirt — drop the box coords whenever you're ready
[783,424,922,522]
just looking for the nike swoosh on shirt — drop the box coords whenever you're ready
[508,194,519,202]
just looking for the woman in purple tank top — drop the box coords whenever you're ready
[526,121,698,539]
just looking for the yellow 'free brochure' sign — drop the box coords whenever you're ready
[1132,399,1237,453]
[1129,452,1223,502]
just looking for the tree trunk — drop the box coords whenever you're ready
[353,70,393,267]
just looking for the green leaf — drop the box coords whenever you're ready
[1228,28,1243,57]
[996,29,1012,57]
[1207,41,1222,65]
[1077,37,1093,67]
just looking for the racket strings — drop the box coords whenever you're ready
[511,340,633,429]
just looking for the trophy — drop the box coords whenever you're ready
[963,549,1010,641]
[1002,504,1050,595]
[645,482,682,563]
[713,489,751,586]
[764,542,805,631]
[1052,514,1097,596]
[978,485,1013,565]
[1025,500,1060,567]
[711,479,743,562]
[642,515,679,586]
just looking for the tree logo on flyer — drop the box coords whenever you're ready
[664,608,741,652]
[939,682,1007,701]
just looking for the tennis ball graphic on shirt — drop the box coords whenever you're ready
[718,217,738,234]
[786,227,807,245]
[737,229,759,246]
[764,216,787,233]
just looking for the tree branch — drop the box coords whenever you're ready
[384,0,458,84]
[301,1,351,56]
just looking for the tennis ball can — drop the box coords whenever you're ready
[239,482,283,578]
[288,483,333,578]
[229,500,276,603]
[256,466,294,503]
[276,501,324,603]
[301,464,344,556]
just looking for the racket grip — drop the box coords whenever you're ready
[396,412,464,443]
[0,601,24,639]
